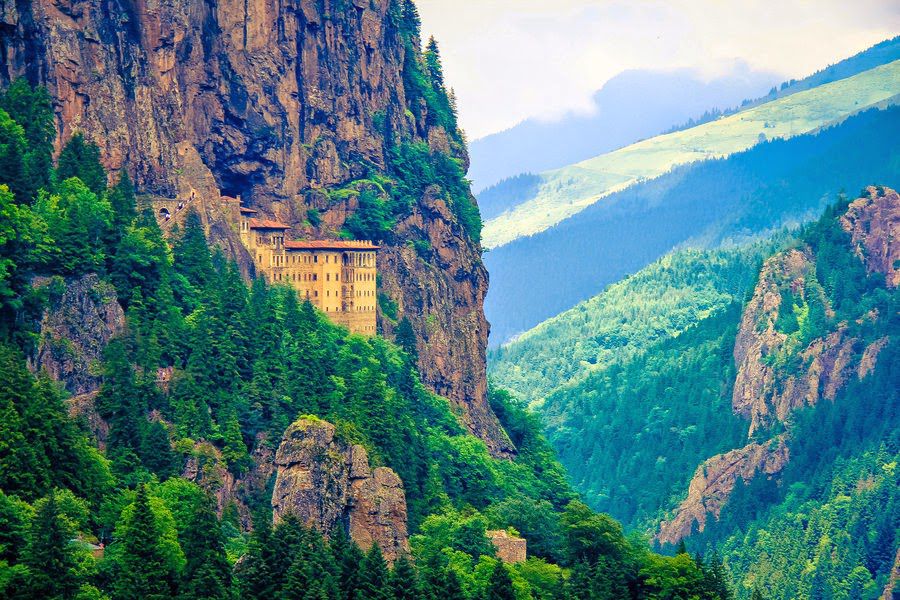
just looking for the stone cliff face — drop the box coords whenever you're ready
[30,274,125,395]
[378,187,509,455]
[0,0,510,455]
[271,417,409,561]
[657,439,789,546]
[840,186,900,288]
[729,248,864,437]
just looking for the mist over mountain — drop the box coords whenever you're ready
[468,64,778,192]
[484,104,900,345]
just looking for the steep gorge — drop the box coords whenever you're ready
[660,187,899,545]
[0,0,511,455]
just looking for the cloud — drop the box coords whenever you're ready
[416,0,899,139]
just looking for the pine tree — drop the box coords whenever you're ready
[0,79,55,201]
[331,526,364,600]
[238,512,278,600]
[399,0,420,38]
[484,561,516,600]
[109,170,137,231]
[0,108,28,202]
[356,544,391,600]
[221,408,250,473]
[394,317,417,360]
[22,491,81,599]
[112,484,182,600]
[173,209,214,295]
[705,552,732,599]
[139,419,178,479]
[56,132,107,196]
[389,555,419,600]
[0,344,41,497]
[179,494,232,600]
[751,588,765,600]
[424,37,444,89]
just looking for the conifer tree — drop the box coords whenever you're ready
[174,210,213,284]
[394,317,417,360]
[113,484,182,600]
[424,37,445,89]
[356,544,391,600]
[484,561,516,600]
[56,132,107,196]
[389,555,419,600]
[331,526,364,600]
[179,494,232,600]
[0,109,27,202]
[109,170,137,231]
[22,491,81,599]
[238,512,277,600]
[399,0,420,38]
[0,79,55,201]
[0,345,41,497]
[139,419,178,480]
[221,408,250,473]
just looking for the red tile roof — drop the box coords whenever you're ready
[239,206,258,214]
[248,218,290,229]
[284,240,379,251]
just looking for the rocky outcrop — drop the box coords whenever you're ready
[0,0,509,455]
[840,186,900,288]
[732,249,844,435]
[858,336,889,379]
[271,417,409,561]
[881,547,900,600]
[657,439,789,545]
[180,433,275,530]
[67,391,108,450]
[31,274,125,395]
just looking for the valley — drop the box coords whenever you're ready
[0,2,895,599]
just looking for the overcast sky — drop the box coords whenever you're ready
[416,0,899,140]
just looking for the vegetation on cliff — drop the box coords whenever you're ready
[493,187,899,598]
[0,78,738,599]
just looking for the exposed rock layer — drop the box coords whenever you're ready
[271,417,409,561]
[841,186,900,288]
[0,0,509,454]
[657,439,789,546]
[30,273,125,395]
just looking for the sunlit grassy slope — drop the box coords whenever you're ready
[482,60,900,249]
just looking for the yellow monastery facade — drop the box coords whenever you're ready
[239,207,378,335]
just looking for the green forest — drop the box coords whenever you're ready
[0,68,738,600]
[492,189,899,598]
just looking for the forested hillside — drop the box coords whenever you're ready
[489,242,779,404]
[492,187,899,598]
[486,104,900,344]
[0,73,738,600]
[482,60,900,250]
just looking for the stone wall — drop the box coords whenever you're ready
[486,530,526,564]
